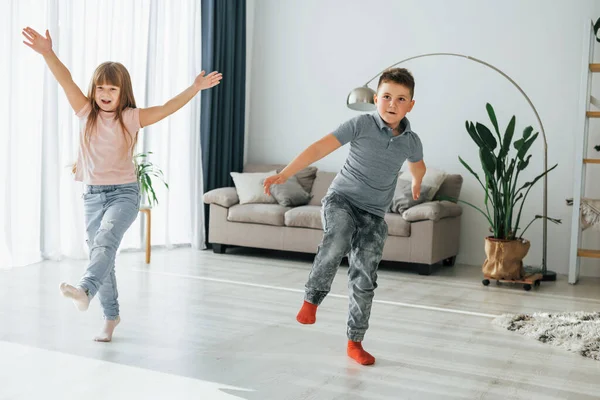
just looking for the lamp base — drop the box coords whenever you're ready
[542,270,557,282]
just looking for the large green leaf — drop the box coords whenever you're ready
[514,131,538,160]
[475,122,497,150]
[486,103,502,142]
[465,121,485,149]
[518,132,538,160]
[513,137,523,151]
[499,116,516,159]
[479,147,496,177]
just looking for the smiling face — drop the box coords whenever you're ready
[87,62,137,115]
[94,84,121,112]
[374,81,415,129]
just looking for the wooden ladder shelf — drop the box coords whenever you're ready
[568,21,600,284]
[577,249,600,259]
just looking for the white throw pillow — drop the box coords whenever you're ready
[398,167,447,200]
[230,171,278,205]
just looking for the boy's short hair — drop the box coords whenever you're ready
[377,68,415,99]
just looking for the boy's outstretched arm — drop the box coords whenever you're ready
[22,27,88,113]
[263,134,342,195]
[139,70,222,128]
[407,160,426,200]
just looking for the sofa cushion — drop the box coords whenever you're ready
[389,179,432,214]
[402,201,463,222]
[398,167,447,200]
[271,176,313,207]
[285,206,322,230]
[228,204,292,226]
[384,213,411,237]
[244,164,318,195]
[230,171,278,205]
[434,174,464,202]
[437,200,463,218]
[308,171,337,206]
[276,166,318,193]
[202,187,239,208]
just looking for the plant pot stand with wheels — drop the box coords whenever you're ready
[482,272,543,291]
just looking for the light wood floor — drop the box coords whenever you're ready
[1,247,600,400]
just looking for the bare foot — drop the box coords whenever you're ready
[94,316,120,342]
[59,282,89,311]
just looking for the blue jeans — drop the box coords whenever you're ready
[305,192,388,342]
[79,182,140,320]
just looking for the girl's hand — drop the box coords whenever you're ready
[22,27,53,55]
[263,173,288,196]
[193,70,223,91]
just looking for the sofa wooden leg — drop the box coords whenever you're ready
[212,244,227,254]
[418,264,433,276]
[443,256,457,267]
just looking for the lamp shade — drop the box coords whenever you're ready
[346,86,376,111]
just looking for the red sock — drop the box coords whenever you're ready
[296,300,317,324]
[347,340,375,365]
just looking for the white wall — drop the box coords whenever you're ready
[246,0,600,276]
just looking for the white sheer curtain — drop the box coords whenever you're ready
[0,0,204,269]
[0,0,47,268]
[142,0,205,249]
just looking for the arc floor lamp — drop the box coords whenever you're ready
[346,53,554,281]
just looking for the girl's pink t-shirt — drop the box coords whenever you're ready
[75,103,141,185]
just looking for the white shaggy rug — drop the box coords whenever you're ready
[493,312,600,360]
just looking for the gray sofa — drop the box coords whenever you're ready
[202,164,463,275]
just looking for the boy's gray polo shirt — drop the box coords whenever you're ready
[328,112,423,218]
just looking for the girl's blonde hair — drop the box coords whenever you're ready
[84,62,138,155]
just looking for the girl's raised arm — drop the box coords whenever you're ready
[139,70,222,128]
[22,27,88,113]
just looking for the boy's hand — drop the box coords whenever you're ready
[193,70,223,91]
[412,180,421,200]
[22,27,53,55]
[263,173,288,196]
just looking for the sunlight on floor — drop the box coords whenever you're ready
[0,341,254,400]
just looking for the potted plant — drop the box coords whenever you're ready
[456,103,561,279]
[134,152,169,207]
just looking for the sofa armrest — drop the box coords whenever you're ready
[402,201,462,222]
[203,187,239,208]
[438,200,463,218]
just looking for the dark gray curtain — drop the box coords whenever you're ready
[201,0,246,244]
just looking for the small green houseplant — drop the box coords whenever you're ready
[134,152,168,207]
